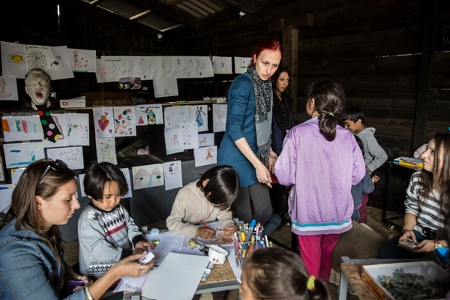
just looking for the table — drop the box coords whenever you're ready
[143,220,240,296]
[382,161,419,229]
[337,256,431,300]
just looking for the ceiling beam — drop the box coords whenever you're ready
[128,0,201,28]
[222,0,261,14]
[53,0,161,36]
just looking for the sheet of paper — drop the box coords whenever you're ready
[163,161,183,190]
[0,184,15,214]
[46,146,84,170]
[212,104,227,132]
[0,76,18,101]
[194,146,217,167]
[153,77,179,98]
[3,142,45,169]
[198,133,214,147]
[141,252,210,300]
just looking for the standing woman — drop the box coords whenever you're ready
[218,37,282,233]
[0,159,152,300]
[270,67,298,220]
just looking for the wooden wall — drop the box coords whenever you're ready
[1,0,449,211]
[166,0,450,210]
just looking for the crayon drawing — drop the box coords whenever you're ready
[25,44,74,80]
[1,115,43,142]
[96,137,117,164]
[66,113,90,146]
[153,77,179,98]
[0,184,15,214]
[0,76,18,101]
[164,126,183,155]
[180,122,199,150]
[212,104,227,132]
[194,146,217,167]
[10,168,26,185]
[163,160,182,191]
[212,56,232,74]
[1,41,26,78]
[190,105,208,132]
[135,104,163,126]
[234,57,252,74]
[164,106,190,126]
[198,133,215,147]
[3,142,45,169]
[132,164,164,190]
[46,146,84,170]
[114,106,136,137]
[67,48,97,73]
[93,107,114,138]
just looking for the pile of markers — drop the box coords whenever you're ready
[233,219,273,269]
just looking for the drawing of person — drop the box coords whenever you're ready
[196,106,206,127]
[73,50,79,69]
[0,78,12,98]
[147,109,156,125]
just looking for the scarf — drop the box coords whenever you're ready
[248,64,272,167]
[273,91,295,133]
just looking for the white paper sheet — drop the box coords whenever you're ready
[194,146,217,167]
[141,252,210,300]
[163,161,183,190]
[0,76,18,101]
[46,146,84,170]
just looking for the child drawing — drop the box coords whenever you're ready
[195,106,206,127]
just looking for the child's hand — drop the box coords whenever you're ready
[135,240,155,251]
[372,175,379,183]
[197,227,216,239]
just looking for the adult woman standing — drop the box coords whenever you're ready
[270,67,298,220]
[0,159,152,299]
[217,37,282,234]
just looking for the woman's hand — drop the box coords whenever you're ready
[268,155,277,173]
[112,253,154,278]
[399,229,417,243]
[414,239,435,253]
[65,271,93,292]
[197,227,216,239]
[255,161,272,188]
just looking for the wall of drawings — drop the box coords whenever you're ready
[0,101,227,214]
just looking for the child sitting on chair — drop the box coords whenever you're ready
[78,162,154,278]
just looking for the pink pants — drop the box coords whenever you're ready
[297,234,340,280]
[359,193,369,223]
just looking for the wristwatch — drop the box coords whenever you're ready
[434,240,442,249]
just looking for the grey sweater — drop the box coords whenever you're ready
[356,127,388,172]
[78,203,145,278]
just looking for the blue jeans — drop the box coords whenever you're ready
[378,229,438,262]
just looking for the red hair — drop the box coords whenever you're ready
[251,37,283,60]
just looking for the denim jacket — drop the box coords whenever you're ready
[0,219,85,300]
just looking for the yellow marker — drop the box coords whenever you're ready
[240,232,246,242]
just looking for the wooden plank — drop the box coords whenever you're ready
[282,26,298,113]
[413,0,438,150]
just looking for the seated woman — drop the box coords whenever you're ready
[0,159,153,299]
[379,133,450,261]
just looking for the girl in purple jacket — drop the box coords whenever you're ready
[274,80,365,280]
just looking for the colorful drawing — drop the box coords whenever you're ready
[93,107,114,138]
[1,115,43,142]
[135,104,163,126]
[46,147,84,170]
[132,164,164,190]
[96,137,117,164]
[114,106,136,137]
[3,142,45,169]
[194,146,217,167]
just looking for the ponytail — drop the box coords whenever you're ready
[307,80,346,142]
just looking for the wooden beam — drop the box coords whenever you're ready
[129,0,200,28]
[282,26,299,113]
[268,13,314,32]
[53,0,161,36]
[412,0,438,150]
[222,0,262,14]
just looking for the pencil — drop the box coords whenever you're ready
[199,220,210,228]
